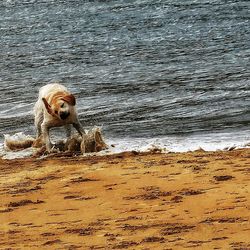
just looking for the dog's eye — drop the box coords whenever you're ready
[55,110,58,114]
[61,103,64,108]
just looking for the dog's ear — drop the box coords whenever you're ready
[42,98,54,116]
[62,94,76,106]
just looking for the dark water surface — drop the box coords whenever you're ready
[0,0,249,151]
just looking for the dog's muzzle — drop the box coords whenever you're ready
[60,111,70,120]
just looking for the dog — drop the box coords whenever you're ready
[34,83,85,151]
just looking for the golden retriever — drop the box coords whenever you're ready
[34,83,85,151]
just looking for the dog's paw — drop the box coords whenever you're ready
[48,146,60,154]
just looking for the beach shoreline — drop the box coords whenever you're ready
[0,149,250,249]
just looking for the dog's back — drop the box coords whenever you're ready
[38,83,68,99]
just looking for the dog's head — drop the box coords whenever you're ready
[42,92,76,120]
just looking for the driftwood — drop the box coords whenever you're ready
[64,127,108,153]
[4,133,35,151]
[4,128,108,156]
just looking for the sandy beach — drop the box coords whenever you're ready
[0,149,250,249]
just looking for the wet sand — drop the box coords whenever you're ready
[0,149,250,249]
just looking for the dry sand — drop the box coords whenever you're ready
[0,149,250,249]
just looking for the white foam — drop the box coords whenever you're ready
[1,148,34,160]
[1,130,250,159]
[106,129,250,153]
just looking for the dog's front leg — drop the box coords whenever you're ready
[73,121,85,137]
[41,123,52,151]
[65,124,72,138]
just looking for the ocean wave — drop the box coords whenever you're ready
[1,129,250,159]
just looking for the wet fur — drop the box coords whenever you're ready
[34,83,85,151]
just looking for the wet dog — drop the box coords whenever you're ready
[34,83,85,151]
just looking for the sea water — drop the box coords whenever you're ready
[0,0,249,156]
